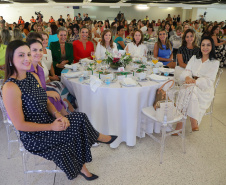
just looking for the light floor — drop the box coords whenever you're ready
[0,69,226,185]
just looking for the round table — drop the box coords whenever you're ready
[61,66,164,148]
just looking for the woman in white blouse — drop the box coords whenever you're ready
[40,32,59,82]
[175,36,219,133]
[95,29,118,59]
[125,30,147,57]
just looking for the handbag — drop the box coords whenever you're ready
[153,80,174,110]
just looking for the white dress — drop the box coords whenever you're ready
[180,55,219,124]
[125,42,148,58]
[95,42,118,59]
[41,49,53,71]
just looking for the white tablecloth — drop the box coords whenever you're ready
[61,71,163,148]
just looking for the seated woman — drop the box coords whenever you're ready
[73,26,94,63]
[202,24,213,38]
[27,39,68,115]
[125,30,147,58]
[146,24,157,38]
[177,29,200,68]
[2,40,117,181]
[114,26,126,50]
[48,24,59,48]
[169,26,182,61]
[49,27,73,76]
[125,24,134,41]
[210,25,226,67]
[95,29,118,59]
[154,29,175,68]
[174,36,219,132]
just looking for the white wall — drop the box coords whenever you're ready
[0,6,74,23]
[196,8,226,22]
[0,5,182,24]
[74,6,183,22]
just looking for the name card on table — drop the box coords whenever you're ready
[118,67,125,72]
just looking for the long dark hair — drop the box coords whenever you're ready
[182,29,197,48]
[197,36,216,60]
[210,25,219,36]
[4,40,29,82]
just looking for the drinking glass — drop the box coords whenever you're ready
[96,58,102,71]
[91,52,95,60]
[152,57,159,65]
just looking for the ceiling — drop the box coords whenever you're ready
[0,0,226,4]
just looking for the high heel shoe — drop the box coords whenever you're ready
[97,135,118,144]
[79,172,98,181]
[192,126,199,131]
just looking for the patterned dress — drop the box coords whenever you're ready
[5,72,99,180]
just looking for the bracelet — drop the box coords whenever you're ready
[53,111,60,118]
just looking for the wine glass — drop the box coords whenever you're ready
[96,58,102,71]
[91,52,95,60]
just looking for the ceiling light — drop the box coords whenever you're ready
[136,5,149,10]
[110,6,120,8]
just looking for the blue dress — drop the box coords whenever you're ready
[5,72,99,180]
[158,45,172,65]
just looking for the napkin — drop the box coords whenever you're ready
[80,58,94,63]
[64,64,73,69]
[90,75,102,92]
[122,78,137,86]
[64,72,82,78]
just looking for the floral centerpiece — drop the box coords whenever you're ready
[104,51,132,70]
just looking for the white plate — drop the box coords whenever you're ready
[83,79,90,84]
[148,74,168,82]
[159,68,175,74]
[120,81,138,87]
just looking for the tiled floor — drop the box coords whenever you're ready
[0,69,226,185]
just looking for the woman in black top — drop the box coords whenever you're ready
[177,29,200,68]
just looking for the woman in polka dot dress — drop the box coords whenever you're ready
[2,40,117,181]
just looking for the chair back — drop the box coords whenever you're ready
[214,69,223,96]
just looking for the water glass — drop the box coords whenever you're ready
[105,79,111,85]
[79,76,84,82]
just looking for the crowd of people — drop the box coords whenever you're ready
[0,11,225,181]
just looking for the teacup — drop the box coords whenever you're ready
[137,72,146,80]
[83,71,88,77]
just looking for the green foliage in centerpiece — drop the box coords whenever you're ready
[143,34,150,41]
[104,51,132,69]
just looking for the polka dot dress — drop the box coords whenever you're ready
[6,72,99,180]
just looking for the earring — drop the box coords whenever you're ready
[10,62,12,66]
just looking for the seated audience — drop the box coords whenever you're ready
[2,40,117,181]
[169,26,182,61]
[146,24,157,38]
[48,24,59,47]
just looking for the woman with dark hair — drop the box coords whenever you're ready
[165,22,173,39]
[73,26,94,63]
[210,25,226,67]
[177,29,200,68]
[30,23,38,32]
[114,25,125,50]
[125,30,147,57]
[66,26,74,43]
[174,36,219,132]
[95,29,118,59]
[101,20,110,32]
[48,24,59,47]
[2,40,117,181]
[72,24,80,41]
[18,16,24,25]
[125,24,134,40]
[201,24,213,38]
[154,29,175,68]
[146,24,157,38]
[23,22,30,36]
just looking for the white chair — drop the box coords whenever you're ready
[0,88,63,185]
[141,84,195,164]
[205,68,223,127]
